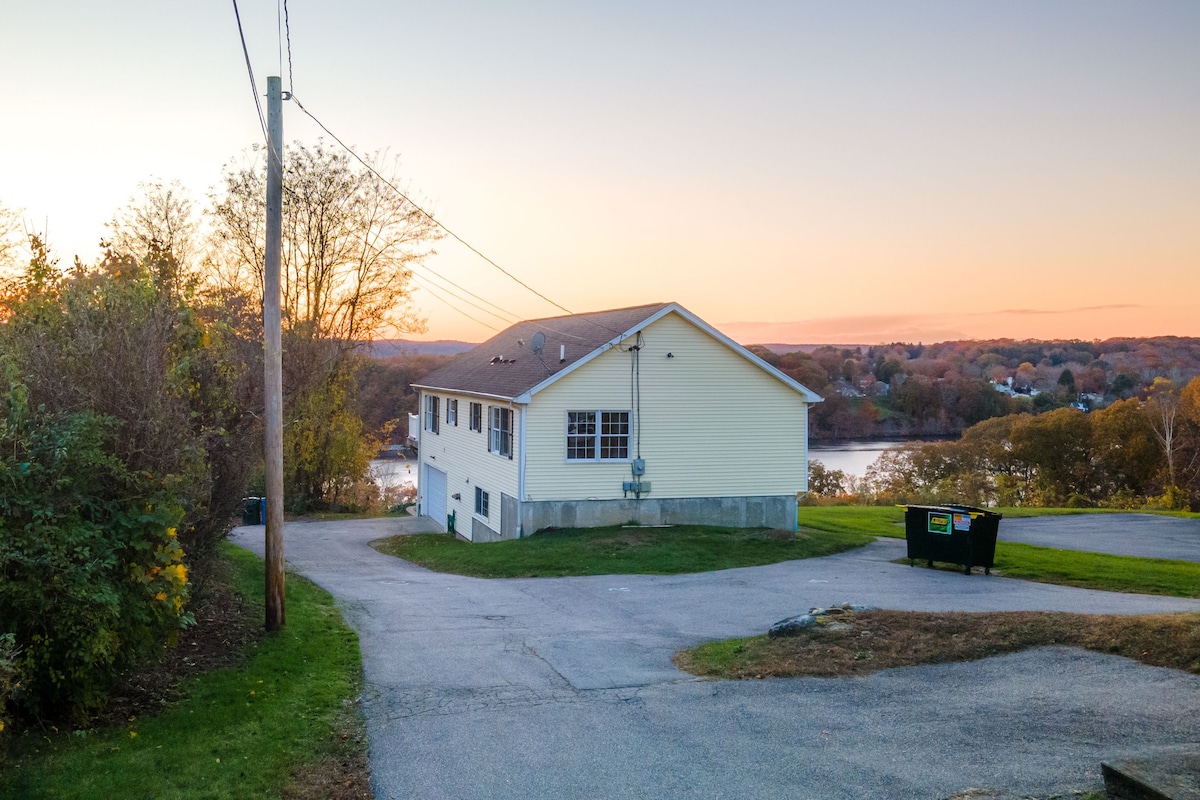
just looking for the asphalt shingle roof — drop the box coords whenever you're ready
[413,302,673,399]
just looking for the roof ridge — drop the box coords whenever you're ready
[523,301,672,325]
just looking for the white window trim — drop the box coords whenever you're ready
[565,409,631,462]
[425,394,440,434]
[488,406,513,459]
[447,398,458,426]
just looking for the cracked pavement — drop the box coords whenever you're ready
[230,515,1200,799]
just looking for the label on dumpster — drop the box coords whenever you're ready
[927,512,952,534]
[953,512,971,531]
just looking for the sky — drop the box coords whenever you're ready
[2,1,1197,345]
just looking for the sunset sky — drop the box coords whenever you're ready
[3,1,1197,345]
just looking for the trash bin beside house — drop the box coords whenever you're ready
[242,496,264,526]
[902,504,1002,575]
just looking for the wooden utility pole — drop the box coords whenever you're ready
[264,75,286,631]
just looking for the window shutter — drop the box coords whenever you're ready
[508,410,514,460]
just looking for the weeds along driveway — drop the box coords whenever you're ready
[230,519,1200,800]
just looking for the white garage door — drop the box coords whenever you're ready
[422,464,447,531]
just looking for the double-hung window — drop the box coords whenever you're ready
[474,486,489,518]
[446,398,458,426]
[424,394,440,434]
[566,410,630,461]
[469,402,482,432]
[488,406,513,459]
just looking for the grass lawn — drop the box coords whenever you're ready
[992,544,1200,598]
[371,524,875,578]
[799,505,1200,598]
[0,543,369,800]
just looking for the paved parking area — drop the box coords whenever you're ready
[1001,513,1200,561]
[231,516,1200,800]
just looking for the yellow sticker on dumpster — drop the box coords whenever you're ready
[953,513,971,531]
[927,512,952,534]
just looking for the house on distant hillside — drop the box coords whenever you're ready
[411,302,822,542]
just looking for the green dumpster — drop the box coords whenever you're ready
[902,504,1002,575]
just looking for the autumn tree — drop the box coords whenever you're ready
[1090,399,1162,503]
[1145,378,1183,491]
[106,178,201,267]
[1009,408,1095,505]
[210,141,441,510]
[0,202,21,270]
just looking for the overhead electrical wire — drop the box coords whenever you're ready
[410,276,502,332]
[238,3,630,344]
[289,95,633,343]
[289,93,580,318]
[411,270,521,326]
[231,0,269,145]
[282,0,294,94]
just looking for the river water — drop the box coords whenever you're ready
[808,440,909,480]
[375,441,908,490]
[369,458,418,490]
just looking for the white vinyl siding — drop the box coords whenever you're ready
[524,312,809,501]
[416,391,518,539]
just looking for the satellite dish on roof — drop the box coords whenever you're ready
[531,332,546,355]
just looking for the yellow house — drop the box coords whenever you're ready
[412,302,822,542]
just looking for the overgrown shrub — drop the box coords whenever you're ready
[0,239,258,576]
[0,380,189,720]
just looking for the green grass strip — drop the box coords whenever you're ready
[798,506,1200,597]
[371,524,874,578]
[797,506,907,538]
[1,543,364,800]
[993,542,1200,598]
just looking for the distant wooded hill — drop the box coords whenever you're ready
[357,335,1200,444]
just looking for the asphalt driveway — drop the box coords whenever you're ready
[1001,513,1200,562]
[230,516,1200,800]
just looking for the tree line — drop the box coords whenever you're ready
[751,337,1200,440]
[810,377,1200,510]
[0,141,439,729]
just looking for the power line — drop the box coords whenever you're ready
[412,269,520,326]
[406,261,522,324]
[288,96,632,342]
[283,0,294,93]
[410,276,502,332]
[289,93,577,318]
[233,5,625,343]
[231,0,268,145]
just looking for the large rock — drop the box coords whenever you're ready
[768,614,816,638]
[767,604,883,638]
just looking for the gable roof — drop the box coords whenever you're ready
[412,302,823,404]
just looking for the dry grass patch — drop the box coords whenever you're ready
[674,610,1200,679]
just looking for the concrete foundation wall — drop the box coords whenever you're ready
[472,517,503,543]
[520,495,798,536]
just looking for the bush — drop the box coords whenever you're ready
[0,379,190,721]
